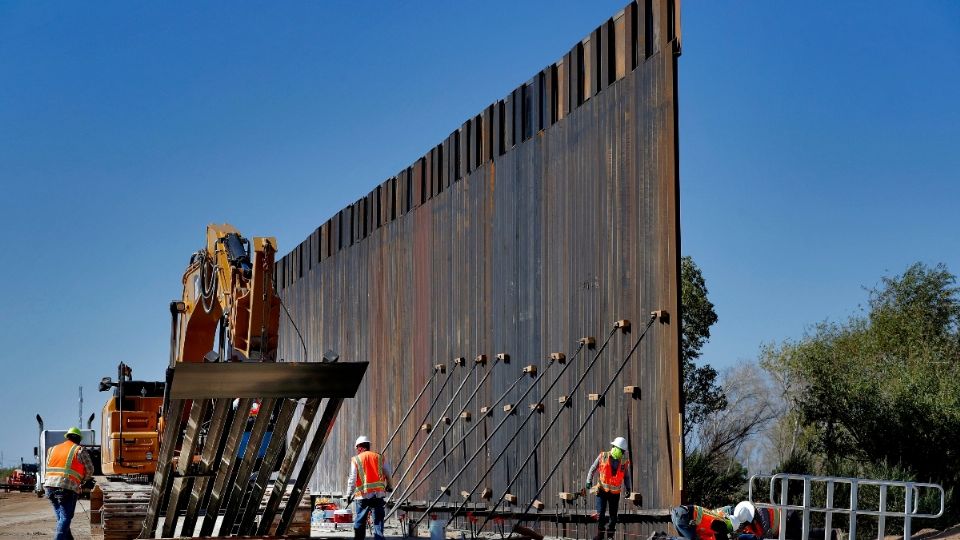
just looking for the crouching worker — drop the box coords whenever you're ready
[585,437,632,540]
[671,505,734,540]
[729,501,836,540]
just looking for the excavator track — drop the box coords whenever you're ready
[90,478,312,539]
[90,478,152,540]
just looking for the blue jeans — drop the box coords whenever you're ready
[354,496,385,540]
[596,489,621,536]
[46,487,78,540]
[671,506,698,540]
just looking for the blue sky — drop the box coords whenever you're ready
[0,1,957,466]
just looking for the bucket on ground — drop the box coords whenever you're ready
[429,517,447,540]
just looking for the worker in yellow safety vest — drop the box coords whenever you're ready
[344,435,394,540]
[43,427,94,540]
[585,436,634,540]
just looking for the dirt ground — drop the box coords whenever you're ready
[3,489,958,540]
[0,491,93,538]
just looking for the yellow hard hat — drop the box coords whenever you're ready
[65,427,82,438]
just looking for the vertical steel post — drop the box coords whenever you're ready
[779,477,788,540]
[904,483,914,540]
[850,481,859,540]
[824,480,835,540]
[878,484,888,540]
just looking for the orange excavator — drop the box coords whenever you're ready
[92,223,282,534]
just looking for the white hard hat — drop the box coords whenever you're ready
[355,435,371,446]
[610,437,628,451]
[730,501,756,530]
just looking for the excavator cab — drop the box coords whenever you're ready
[98,362,165,476]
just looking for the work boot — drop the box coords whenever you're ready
[355,526,366,540]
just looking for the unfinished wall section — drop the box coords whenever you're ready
[277,0,682,529]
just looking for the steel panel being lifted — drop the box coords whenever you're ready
[137,362,368,539]
[168,361,368,399]
[277,0,682,537]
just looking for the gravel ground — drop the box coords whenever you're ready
[0,491,93,538]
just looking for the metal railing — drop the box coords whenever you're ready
[748,474,944,540]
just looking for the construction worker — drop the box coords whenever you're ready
[728,501,778,540]
[43,427,94,540]
[344,435,394,540]
[585,436,633,540]
[670,505,733,540]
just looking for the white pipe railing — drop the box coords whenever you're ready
[748,474,944,540]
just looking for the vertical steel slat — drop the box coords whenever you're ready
[257,397,323,536]
[493,100,504,157]
[160,398,211,537]
[218,397,281,535]
[140,398,186,538]
[274,397,345,536]
[512,86,524,144]
[179,398,232,536]
[824,480,835,540]
[236,398,299,536]
[197,398,254,537]
[779,477,788,540]
[904,483,914,539]
[850,481,859,540]
[878,485,888,540]
[504,93,514,150]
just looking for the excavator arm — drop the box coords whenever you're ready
[173,223,281,365]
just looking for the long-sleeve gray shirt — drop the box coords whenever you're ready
[586,452,632,493]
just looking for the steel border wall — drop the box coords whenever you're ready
[277,0,682,534]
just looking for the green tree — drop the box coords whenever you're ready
[681,256,749,505]
[681,256,727,438]
[762,262,960,528]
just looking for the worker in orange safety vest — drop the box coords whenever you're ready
[43,427,94,540]
[670,504,734,540]
[344,435,394,540]
[585,436,633,540]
